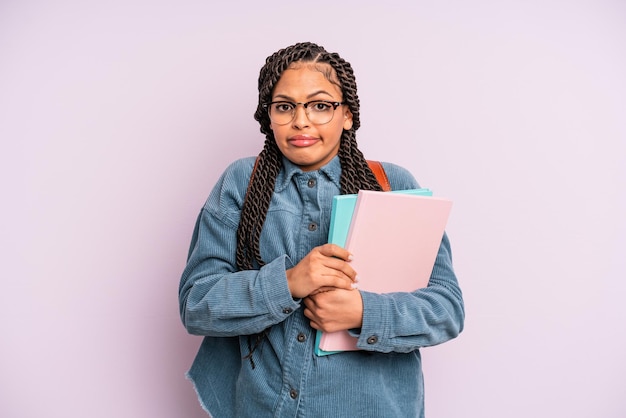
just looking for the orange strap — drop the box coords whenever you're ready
[367,160,391,191]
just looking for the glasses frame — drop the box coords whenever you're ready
[263,100,344,126]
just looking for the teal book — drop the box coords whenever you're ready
[314,188,434,356]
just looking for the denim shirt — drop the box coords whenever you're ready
[179,155,464,418]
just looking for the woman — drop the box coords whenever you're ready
[179,41,464,417]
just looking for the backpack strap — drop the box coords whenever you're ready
[367,160,391,191]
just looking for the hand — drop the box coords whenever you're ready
[286,244,357,299]
[303,289,363,332]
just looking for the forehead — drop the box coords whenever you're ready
[272,63,342,98]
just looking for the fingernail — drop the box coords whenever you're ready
[351,283,359,289]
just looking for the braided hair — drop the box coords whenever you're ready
[237,42,383,271]
[237,42,383,367]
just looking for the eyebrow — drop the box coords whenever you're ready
[272,90,337,101]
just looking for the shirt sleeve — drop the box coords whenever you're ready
[353,162,465,352]
[178,161,300,337]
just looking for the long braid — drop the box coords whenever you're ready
[239,42,383,366]
[236,137,281,270]
[338,130,383,193]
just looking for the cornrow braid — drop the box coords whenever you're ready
[239,42,383,366]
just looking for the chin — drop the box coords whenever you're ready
[291,158,321,171]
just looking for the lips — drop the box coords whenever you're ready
[288,135,319,147]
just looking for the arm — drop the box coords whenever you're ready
[179,207,299,337]
[180,209,358,337]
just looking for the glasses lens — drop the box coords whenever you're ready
[306,101,335,125]
[269,102,295,125]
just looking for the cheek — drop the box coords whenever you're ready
[270,123,286,138]
[269,118,284,134]
[331,120,347,138]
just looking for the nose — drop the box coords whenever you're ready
[292,104,310,129]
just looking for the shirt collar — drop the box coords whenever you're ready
[275,155,342,192]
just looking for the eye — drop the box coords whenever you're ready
[309,101,333,112]
[272,102,294,113]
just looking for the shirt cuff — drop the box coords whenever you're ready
[258,254,300,319]
[356,290,391,352]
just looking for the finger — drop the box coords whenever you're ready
[303,297,316,310]
[308,320,321,330]
[321,274,357,291]
[319,243,353,261]
[303,306,320,325]
[322,258,357,283]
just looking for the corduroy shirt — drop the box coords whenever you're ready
[179,155,464,418]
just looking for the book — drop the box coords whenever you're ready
[314,189,452,356]
[327,189,433,247]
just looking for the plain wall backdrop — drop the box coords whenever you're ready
[1,0,624,417]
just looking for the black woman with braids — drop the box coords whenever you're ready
[179,42,464,417]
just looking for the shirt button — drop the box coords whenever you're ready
[308,223,317,231]
[307,178,316,188]
[290,389,298,399]
[367,335,378,344]
[282,308,293,314]
[297,333,306,342]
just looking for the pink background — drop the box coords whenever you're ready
[1,1,624,417]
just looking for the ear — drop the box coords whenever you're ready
[342,107,353,130]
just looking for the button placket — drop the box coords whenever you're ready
[272,172,323,416]
[299,174,321,238]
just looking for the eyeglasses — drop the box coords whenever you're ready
[263,100,344,125]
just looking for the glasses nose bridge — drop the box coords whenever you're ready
[292,102,311,122]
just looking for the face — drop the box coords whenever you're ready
[269,63,353,172]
